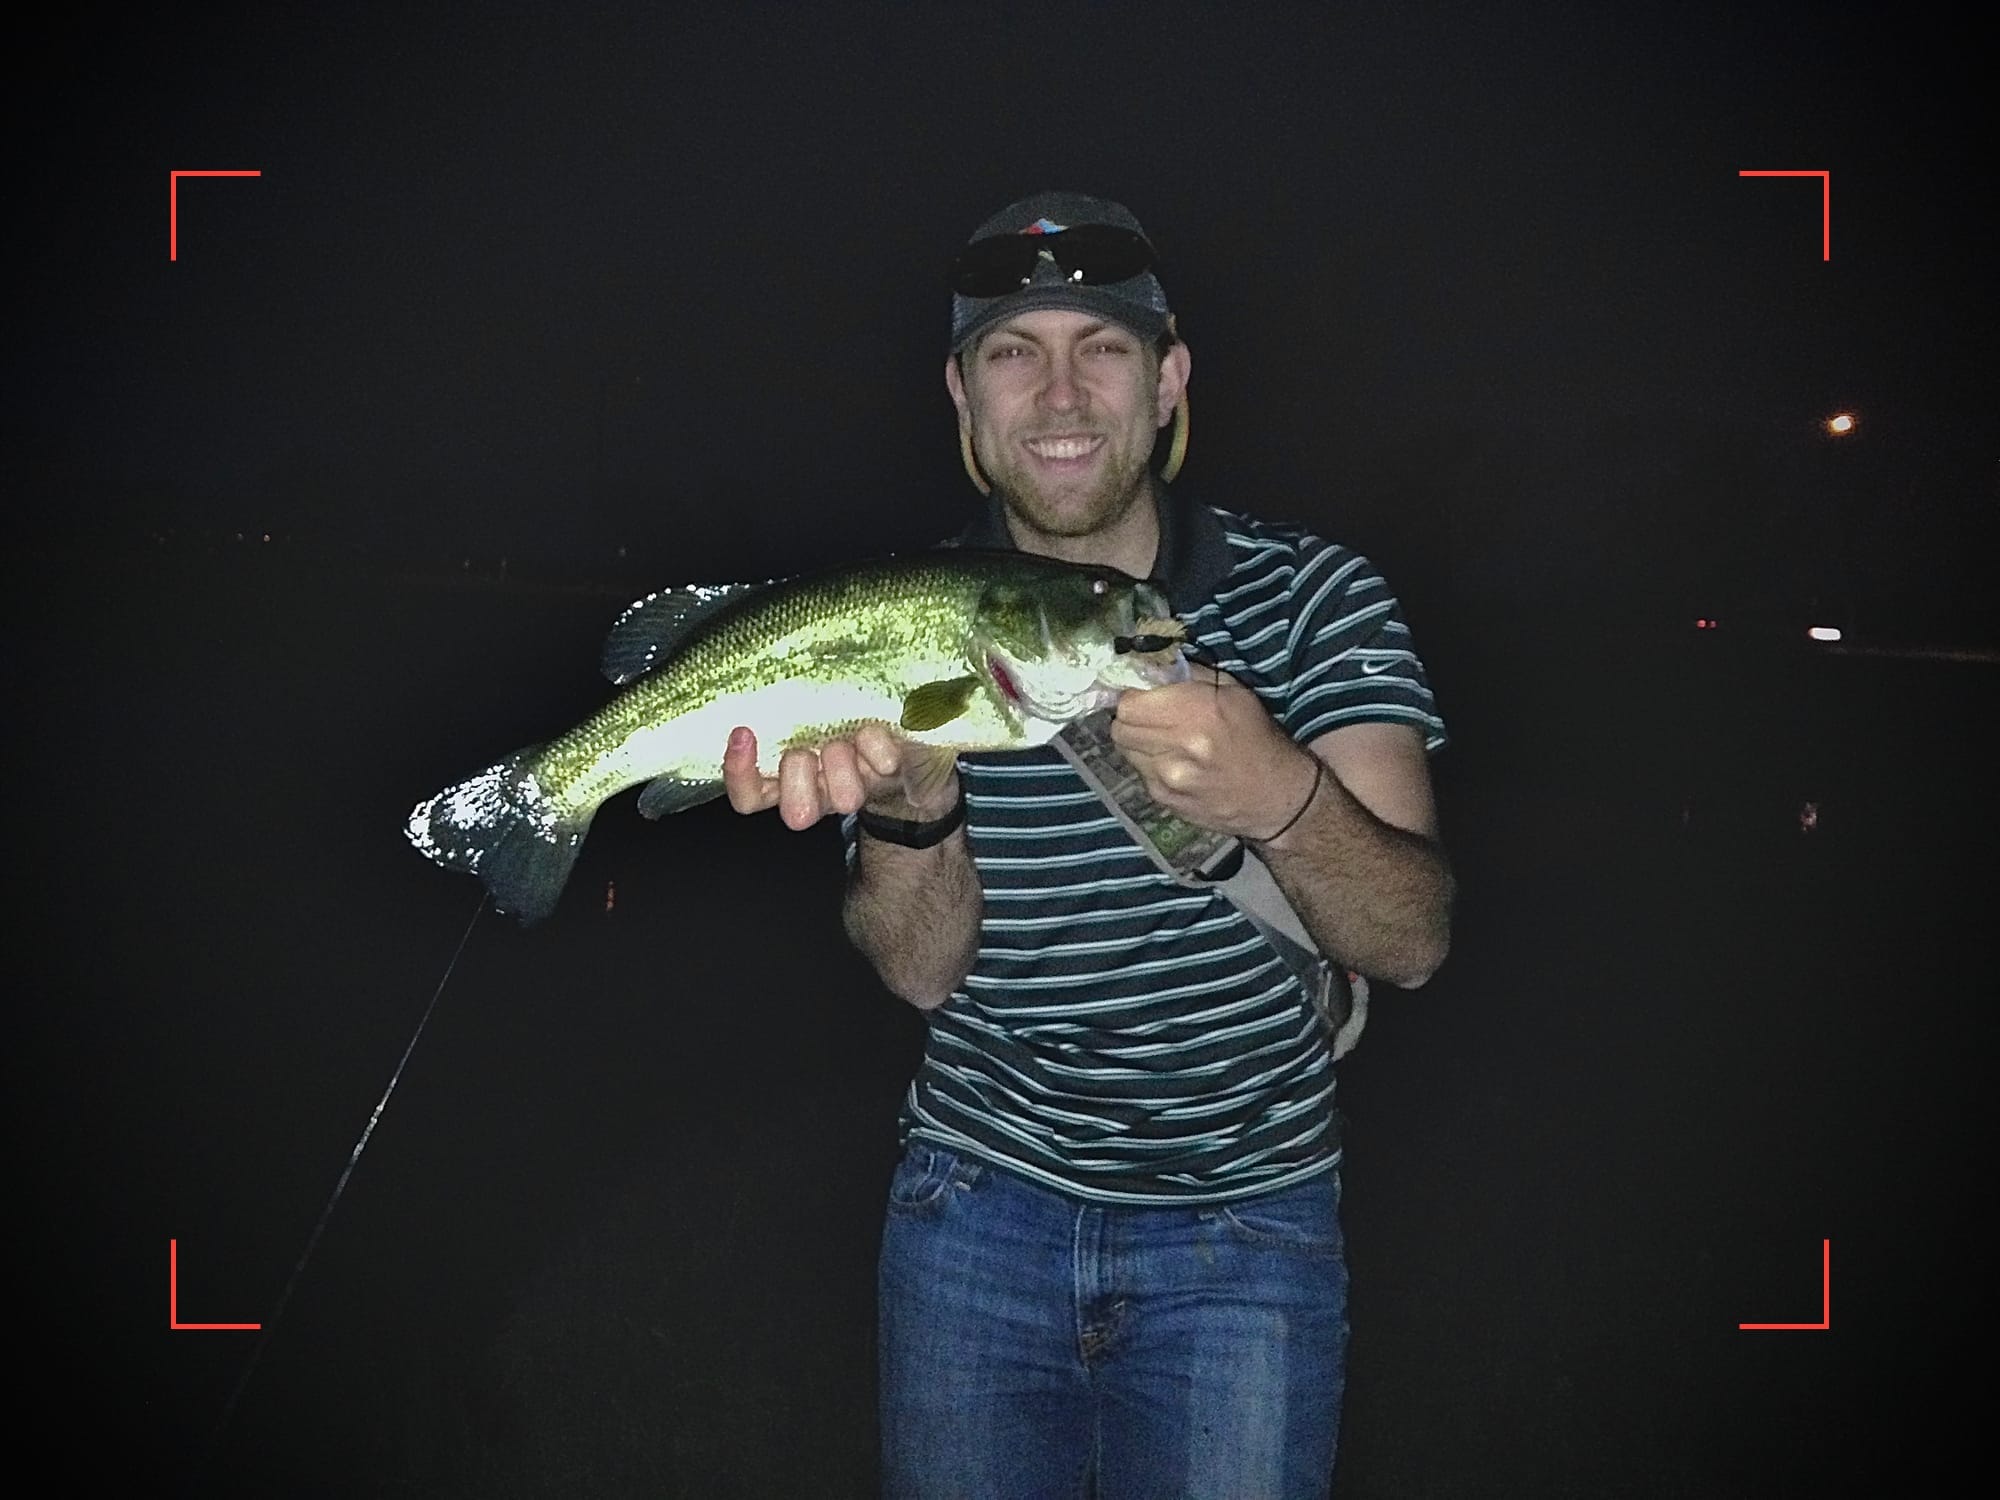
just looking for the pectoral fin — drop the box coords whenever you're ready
[900,675,982,732]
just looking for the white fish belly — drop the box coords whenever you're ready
[620,680,917,782]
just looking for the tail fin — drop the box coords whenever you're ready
[405,748,594,925]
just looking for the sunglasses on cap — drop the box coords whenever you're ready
[948,224,1157,298]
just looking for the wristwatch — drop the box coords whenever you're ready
[857,785,967,849]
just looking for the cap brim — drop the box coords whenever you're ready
[951,285,1170,354]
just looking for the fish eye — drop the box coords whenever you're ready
[1090,578,1108,596]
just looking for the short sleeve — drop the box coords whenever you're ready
[1280,544,1447,752]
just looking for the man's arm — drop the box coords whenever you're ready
[842,824,981,1010]
[1110,674,1453,989]
[1253,722,1453,989]
[722,725,981,1009]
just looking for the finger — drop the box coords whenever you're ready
[1120,750,1195,807]
[1140,665,1240,705]
[1128,742,1197,793]
[1104,730,1173,786]
[722,727,779,814]
[851,723,905,782]
[819,738,870,816]
[1113,680,1210,728]
[1110,716,1212,763]
[777,747,827,830]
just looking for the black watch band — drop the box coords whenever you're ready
[857,786,967,849]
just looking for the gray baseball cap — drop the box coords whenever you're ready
[948,191,1173,354]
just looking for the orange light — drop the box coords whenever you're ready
[1826,413,1855,435]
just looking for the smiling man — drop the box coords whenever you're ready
[722,191,1453,1499]
[943,310,1181,572]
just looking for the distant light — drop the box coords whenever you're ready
[1807,626,1842,642]
[1695,617,1719,630]
[1826,412,1856,435]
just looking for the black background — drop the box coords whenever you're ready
[8,2,1992,1494]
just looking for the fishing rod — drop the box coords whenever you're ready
[196,891,490,1474]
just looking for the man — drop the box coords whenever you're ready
[722,192,1452,1499]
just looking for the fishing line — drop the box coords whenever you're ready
[1175,635,1229,702]
[204,891,490,1455]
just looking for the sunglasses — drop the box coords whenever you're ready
[949,224,1157,298]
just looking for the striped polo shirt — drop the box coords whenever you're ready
[848,484,1447,1205]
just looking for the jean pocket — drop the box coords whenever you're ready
[886,1142,972,1215]
[1214,1171,1344,1257]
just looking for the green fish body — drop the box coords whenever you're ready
[406,552,1186,923]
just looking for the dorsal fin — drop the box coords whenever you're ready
[599,580,768,684]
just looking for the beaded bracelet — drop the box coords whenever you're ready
[1252,756,1325,845]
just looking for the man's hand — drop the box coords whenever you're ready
[724,724,979,1008]
[722,725,959,832]
[1109,666,1319,841]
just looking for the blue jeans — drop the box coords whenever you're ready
[878,1142,1348,1499]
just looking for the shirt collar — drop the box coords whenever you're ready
[955,481,1233,614]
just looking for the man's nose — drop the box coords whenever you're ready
[1037,353,1084,412]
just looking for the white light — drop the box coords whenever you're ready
[1807,626,1842,642]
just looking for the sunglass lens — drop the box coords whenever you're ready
[949,226,1155,296]
[949,238,1042,297]
[1049,226,1154,284]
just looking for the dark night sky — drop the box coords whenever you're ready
[6,7,1994,1488]
[11,0,1993,610]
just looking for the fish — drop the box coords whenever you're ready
[405,551,1190,923]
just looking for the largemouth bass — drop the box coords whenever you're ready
[406,551,1188,923]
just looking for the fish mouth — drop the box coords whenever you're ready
[985,626,1189,723]
[985,643,1113,722]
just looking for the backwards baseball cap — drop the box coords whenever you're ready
[948,191,1173,354]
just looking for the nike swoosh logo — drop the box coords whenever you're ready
[1360,657,1398,674]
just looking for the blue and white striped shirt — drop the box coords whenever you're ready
[850,486,1446,1204]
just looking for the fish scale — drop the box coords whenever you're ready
[545,560,1004,800]
[406,552,1185,923]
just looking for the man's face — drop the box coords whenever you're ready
[946,308,1191,543]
